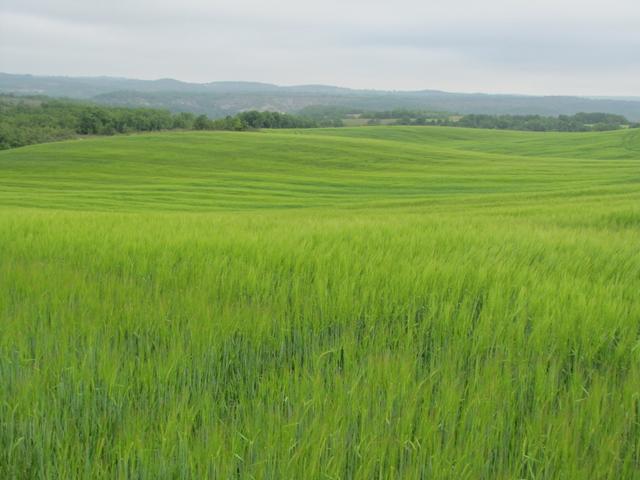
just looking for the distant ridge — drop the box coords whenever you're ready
[2,72,640,120]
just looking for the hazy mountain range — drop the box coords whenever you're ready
[2,73,640,120]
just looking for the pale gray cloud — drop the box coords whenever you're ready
[1,0,639,95]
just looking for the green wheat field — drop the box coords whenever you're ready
[1,127,639,478]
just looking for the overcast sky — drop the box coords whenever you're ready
[1,0,639,95]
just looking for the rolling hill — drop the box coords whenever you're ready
[1,127,639,478]
[3,72,640,120]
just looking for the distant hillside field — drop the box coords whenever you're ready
[3,72,640,120]
[1,127,639,478]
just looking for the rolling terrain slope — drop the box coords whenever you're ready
[1,127,639,210]
[1,127,639,478]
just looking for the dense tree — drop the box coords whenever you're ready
[193,115,212,130]
[0,96,323,150]
[299,107,631,132]
[171,112,196,129]
[451,113,629,132]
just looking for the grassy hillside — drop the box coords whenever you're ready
[1,127,639,478]
[2,127,639,210]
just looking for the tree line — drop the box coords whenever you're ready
[0,95,325,150]
[298,106,638,131]
[193,110,331,131]
[448,113,636,132]
[369,111,636,131]
[2,95,638,150]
